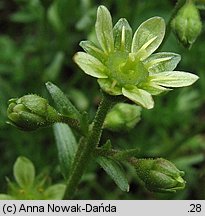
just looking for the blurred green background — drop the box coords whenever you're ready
[0,0,205,199]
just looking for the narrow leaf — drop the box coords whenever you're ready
[132,17,165,60]
[144,52,181,73]
[13,157,35,188]
[46,82,80,119]
[150,71,199,87]
[43,52,64,81]
[53,123,77,179]
[97,156,129,192]
[113,148,140,160]
[95,6,114,53]
[122,86,154,109]
[74,52,108,78]
[47,1,64,33]
[113,18,132,52]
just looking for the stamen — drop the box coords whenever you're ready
[140,36,158,50]
[111,80,117,88]
[146,57,172,68]
[121,26,126,50]
[135,36,158,61]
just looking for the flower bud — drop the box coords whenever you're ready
[171,1,202,48]
[104,103,141,131]
[7,94,60,131]
[134,158,185,193]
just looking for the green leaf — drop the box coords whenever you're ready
[95,5,114,54]
[0,194,14,200]
[43,52,64,81]
[44,184,66,200]
[47,1,64,33]
[74,52,108,78]
[46,82,80,119]
[102,139,112,150]
[122,86,154,109]
[79,40,106,61]
[97,156,129,192]
[150,71,199,87]
[53,123,77,178]
[132,17,165,60]
[98,78,122,95]
[144,52,181,73]
[113,18,132,52]
[10,12,39,23]
[68,89,89,111]
[13,156,35,188]
[113,148,140,160]
[174,154,204,167]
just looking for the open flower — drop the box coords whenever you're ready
[74,5,199,109]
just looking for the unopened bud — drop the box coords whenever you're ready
[134,158,186,193]
[7,94,60,131]
[104,103,141,131]
[171,1,202,48]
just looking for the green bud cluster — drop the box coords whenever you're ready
[134,158,185,193]
[171,1,202,48]
[7,94,60,131]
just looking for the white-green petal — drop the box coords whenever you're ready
[74,52,108,78]
[95,6,114,54]
[98,78,122,95]
[113,18,132,52]
[79,40,106,60]
[14,157,35,188]
[144,52,181,73]
[122,86,154,109]
[139,81,172,95]
[150,71,199,87]
[131,17,165,60]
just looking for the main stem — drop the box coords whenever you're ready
[63,93,115,199]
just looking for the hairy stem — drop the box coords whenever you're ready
[63,93,118,199]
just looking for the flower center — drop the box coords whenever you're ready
[105,51,148,86]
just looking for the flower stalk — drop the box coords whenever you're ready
[63,93,119,199]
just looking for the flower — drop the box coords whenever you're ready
[74,5,199,109]
[134,158,186,193]
[7,94,60,131]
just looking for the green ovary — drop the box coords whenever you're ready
[105,51,148,86]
